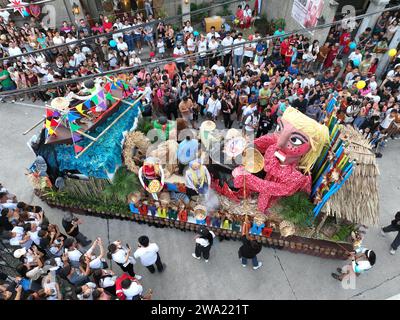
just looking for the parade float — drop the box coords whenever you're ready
[26,83,379,260]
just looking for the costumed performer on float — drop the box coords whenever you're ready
[233,107,330,213]
[185,159,211,198]
[138,157,165,200]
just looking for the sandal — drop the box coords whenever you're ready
[331,273,341,281]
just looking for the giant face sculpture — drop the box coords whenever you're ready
[274,117,312,166]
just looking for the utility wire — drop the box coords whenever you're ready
[0,0,242,63]
[1,3,400,97]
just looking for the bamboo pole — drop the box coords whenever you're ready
[76,129,97,141]
[75,93,144,159]
[23,117,45,135]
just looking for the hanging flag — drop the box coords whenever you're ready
[70,123,81,132]
[104,82,112,92]
[45,119,51,129]
[74,145,84,154]
[84,99,92,109]
[48,128,56,136]
[91,95,99,105]
[46,109,54,118]
[106,93,116,102]
[67,112,81,122]
[98,100,107,111]
[76,104,85,115]
[111,82,118,90]
[72,133,83,143]
[90,107,98,114]
[98,90,105,101]
[50,119,59,127]
[53,111,61,118]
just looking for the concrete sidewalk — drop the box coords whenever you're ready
[1,102,400,300]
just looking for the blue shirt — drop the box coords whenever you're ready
[251,223,265,235]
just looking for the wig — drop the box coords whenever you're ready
[281,107,330,173]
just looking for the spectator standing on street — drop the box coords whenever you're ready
[134,235,165,274]
[238,235,263,270]
[192,226,215,263]
[62,212,91,247]
[108,240,142,279]
[381,211,400,255]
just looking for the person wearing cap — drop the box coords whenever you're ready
[331,248,376,282]
[62,212,91,247]
[381,211,400,255]
[192,226,215,263]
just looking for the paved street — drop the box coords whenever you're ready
[1,101,399,300]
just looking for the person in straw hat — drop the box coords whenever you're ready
[233,107,330,213]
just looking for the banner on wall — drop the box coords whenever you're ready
[291,0,324,29]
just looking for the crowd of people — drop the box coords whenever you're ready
[0,6,398,156]
[0,3,400,300]
[1,181,271,300]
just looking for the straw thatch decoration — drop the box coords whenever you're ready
[123,131,151,174]
[325,125,380,226]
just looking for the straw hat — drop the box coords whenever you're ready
[279,220,295,237]
[194,205,207,214]
[225,128,242,141]
[242,147,264,174]
[129,192,142,204]
[51,97,70,112]
[200,120,216,132]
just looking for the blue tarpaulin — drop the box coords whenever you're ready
[55,100,140,179]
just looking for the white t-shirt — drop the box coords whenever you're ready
[207,32,220,41]
[221,36,233,55]
[245,114,259,132]
[8,46,22,57]
[112,248,136,267]
[187,38,196,52]
[133,243,159,267]
[302,77,315,89]
[123,281,143,300]
[117,42,128,52]
[184,26,193,33]
[173,47,186,63]
[197,39,208,57]
[208,40,219,52]
[349,52,362,64]
[9,226,25,246]
[195,231,215,247]
[89,256,103,269]
[211,64,226,75]
[67,249,82,262]
[53,36,65,46]
[28,228,41,246]
[233,38,245,56]
[0,10,10,23]
[100,275,117,288]
[244,42,256,58]
[206,98,221,117]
